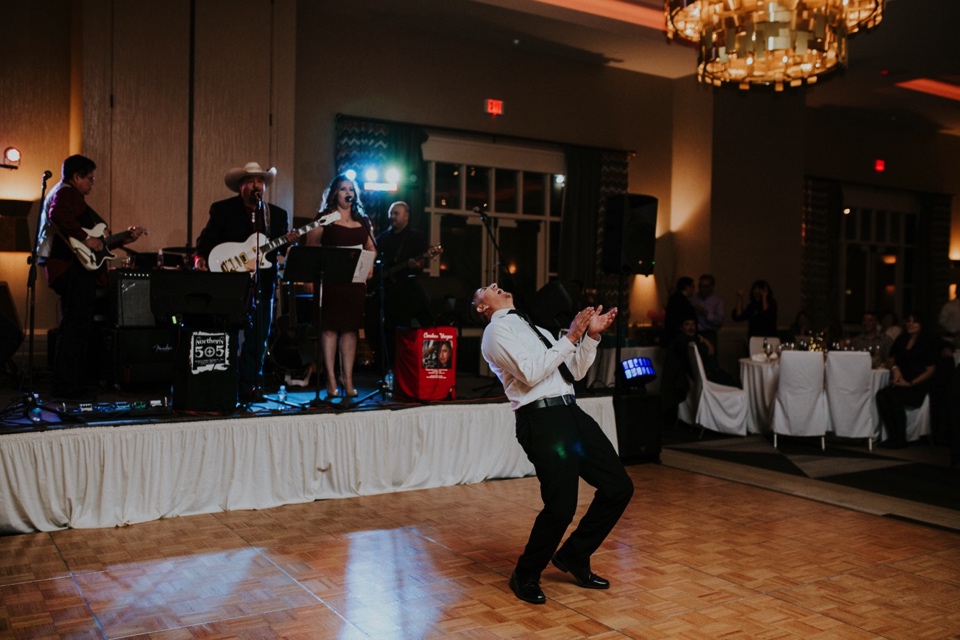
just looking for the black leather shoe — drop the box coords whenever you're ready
[509,571,546,604]
[551,552,610,589]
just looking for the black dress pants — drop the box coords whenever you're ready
[50,266,98,395]
[876,383,929,446]
[238,272,276,389]
[514,403,634,579]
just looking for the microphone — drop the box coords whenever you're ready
[42,170,52,181]
[345,195,354,203]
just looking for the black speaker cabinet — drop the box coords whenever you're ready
[109,270,156,327]
[0,281,23,362]
[602,194,658,276]
[172,328,239,413]
[613,393,662,463]
[102,327,176,387]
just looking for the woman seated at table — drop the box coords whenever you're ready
[876,312,938,449]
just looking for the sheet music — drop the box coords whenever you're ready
[353,250,377,283]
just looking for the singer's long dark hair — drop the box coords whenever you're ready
[320,174,365,221]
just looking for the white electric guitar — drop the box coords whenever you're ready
[209,211,341,273]
[68,223,148,271]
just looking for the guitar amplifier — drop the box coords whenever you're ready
[102,327,176,387]
[109,270,156,327]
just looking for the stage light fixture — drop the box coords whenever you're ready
[385,167,401,183]
[364,167,379,182]
[344,169,357,181]
[2,147,21,170]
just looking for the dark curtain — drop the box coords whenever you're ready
[801,178,843,329]
[558,147,629,296]
[918,192,953,322]
[802,177,952,327]
[386,124,429,233]
[335,115,428,236]
[558,147,603,287]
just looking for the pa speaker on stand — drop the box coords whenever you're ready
[601,194,658,276]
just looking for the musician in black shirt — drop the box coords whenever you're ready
[193,162,296,402]
[368,201,431,367]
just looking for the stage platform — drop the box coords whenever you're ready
[0,371,619,534]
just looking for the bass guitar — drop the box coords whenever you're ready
[208,211,341,273]
[374,244,443,288]
[69,223,148,271]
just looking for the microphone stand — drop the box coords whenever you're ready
[242,194,265,407]
[473,207,511,397]
[350,217,389,409]
[19,172,53,423]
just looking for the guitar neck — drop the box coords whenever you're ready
[103,230,132,249]
[257,214,337,254]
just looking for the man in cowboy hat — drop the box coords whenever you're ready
[194,161,297,403]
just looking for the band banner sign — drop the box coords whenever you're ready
[396,326,456,401]
[190,331,232,374]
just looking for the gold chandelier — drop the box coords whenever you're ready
[665,1,884,90]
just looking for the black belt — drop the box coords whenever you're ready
[518,395,576,414]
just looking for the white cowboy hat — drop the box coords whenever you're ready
[224,162,277,192]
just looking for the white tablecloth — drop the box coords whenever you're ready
[739,355,889,435]
[739,357,780,434]
[586,346,662,393]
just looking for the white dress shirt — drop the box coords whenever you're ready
[481,308,600,410]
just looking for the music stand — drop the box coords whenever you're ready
[283,246,361,408]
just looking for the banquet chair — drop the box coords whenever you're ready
[748,336,781,357]
[824,351,875,449]
[771,350,829,449]
[678,342,748,436]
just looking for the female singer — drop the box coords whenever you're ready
[303,175,376,398]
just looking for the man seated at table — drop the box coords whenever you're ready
[676,317,737,387]
[661,314,737,426]
[849,310,893,365]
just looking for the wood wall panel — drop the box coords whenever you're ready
[110,1,191,251]
[192,0,274,239]
[0,1,74,332]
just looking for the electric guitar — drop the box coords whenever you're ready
[69,223,148,271]
[375,244,443,287]
[208,211,341,273]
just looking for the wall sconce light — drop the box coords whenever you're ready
[2,147,21,170]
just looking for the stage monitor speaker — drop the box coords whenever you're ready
[602,194,658,276]
[613,393,662,463]
[110,271,156,327]
[0,281,23,363]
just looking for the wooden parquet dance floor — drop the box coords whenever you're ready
[2,463,959,639]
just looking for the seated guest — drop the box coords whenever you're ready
[876,312,938,449]
[676,317,737,387]
[662,277,695,346]
[787,309,813,345]
[880,310,902,341]
[849,310,894,364]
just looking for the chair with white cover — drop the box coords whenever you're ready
[678,342,748,436]
[824,351,875,449]
[748,336,781,357]
[771,350,829,449]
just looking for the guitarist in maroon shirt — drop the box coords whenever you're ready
[38,155,146,399]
